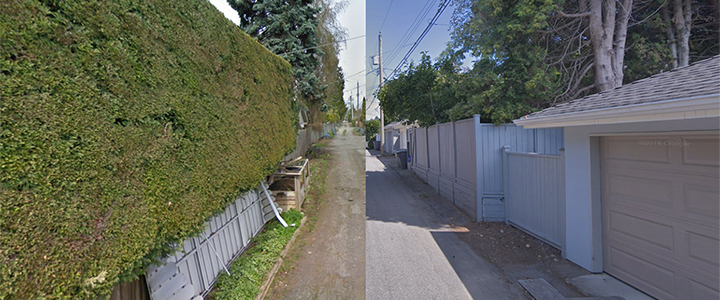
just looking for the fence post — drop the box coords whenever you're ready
[425,126,430,168]
[559,148,566,257]
[452,121,457,205]
[501,145,511,225]
[473,114,483,222]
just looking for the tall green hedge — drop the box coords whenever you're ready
[0,0,296,298]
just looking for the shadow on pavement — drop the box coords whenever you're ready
[366,150,530,299]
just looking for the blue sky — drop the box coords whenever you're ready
[337,0,366,112]
[365,0,455,119]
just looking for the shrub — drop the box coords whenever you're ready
[0,0,296,298]
[365,119,381,142]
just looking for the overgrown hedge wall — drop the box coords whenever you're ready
[0,0,296,298]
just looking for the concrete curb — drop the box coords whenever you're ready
[255,215,307,300]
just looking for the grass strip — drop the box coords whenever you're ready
[208,209,303,300]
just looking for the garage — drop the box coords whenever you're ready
[514,57,720,299]
[600,134,719,300]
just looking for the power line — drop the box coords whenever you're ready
[379,0,394,32]
[344,69,365,79]
[385,0,436,65]
[373,0,450,99]
[343,84,366,94]
[277,35,366,56]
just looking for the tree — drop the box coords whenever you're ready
[365,119,381,143]
[381,0,717,126]
[230,0,326,107]
[557,0,634,91]
[360,97,366,127]
[379,53,451,127]
[316,0,348,122]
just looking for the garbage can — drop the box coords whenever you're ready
[373,140,380,150]
[395,149,408,169]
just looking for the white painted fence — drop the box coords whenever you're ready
[503,150,565,249]
[145,184,278,300]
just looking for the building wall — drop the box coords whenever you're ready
[562,117,720,272]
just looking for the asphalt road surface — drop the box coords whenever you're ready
[366,151,526,300]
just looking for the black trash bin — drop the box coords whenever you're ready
[395,149,408,169]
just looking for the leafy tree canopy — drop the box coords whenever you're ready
[379,0,718,125]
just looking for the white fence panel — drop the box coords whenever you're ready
[505,151,565,249]
[146,184,278,300]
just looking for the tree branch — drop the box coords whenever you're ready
[571,83,597,99]
[557,10,593,18]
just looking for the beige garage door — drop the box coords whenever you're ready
[601,134,719,300]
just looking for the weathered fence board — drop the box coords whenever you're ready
[284,123,337,161]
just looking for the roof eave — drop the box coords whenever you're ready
[514,94,720,129]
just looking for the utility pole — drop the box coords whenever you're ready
[350,95,354,121]
[356,82,360,111]
[379,32,385,155]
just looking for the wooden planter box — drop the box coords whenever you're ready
[267,158,309,212]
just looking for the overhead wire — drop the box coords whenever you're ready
[386,0,450,81]
[378,0,394,32]
[277,35,366,56]
[369,0,451,107]
[367,0,437,109]
[384,0,437,64]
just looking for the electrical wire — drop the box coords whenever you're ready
[277,35,366,56]
[371,0,450,99]
[385,0,437,64]
[386,0,450,81]
[379,0,394,32]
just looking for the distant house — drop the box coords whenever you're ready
[515,56,720,300]
[383,120,416,154]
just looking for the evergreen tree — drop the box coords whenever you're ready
[230,0,326,105]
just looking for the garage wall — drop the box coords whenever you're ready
[563,117,720,272]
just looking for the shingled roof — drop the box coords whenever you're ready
[523,56,720,120]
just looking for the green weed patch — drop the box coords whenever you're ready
[209,210,303,300]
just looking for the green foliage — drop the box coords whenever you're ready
[209,209,303,300]
[379,0,719,126]
[444,0,718,116]
[231,0,325,107]
[316,0,349,124]
[360,97,366,127]
[365,119,381,143]
[379,53,455,126]
[0,0,296,298]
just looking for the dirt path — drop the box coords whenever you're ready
[265,124,366,300]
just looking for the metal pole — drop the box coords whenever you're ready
[379,32,385,156]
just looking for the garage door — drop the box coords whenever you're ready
[601,134,719,300]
